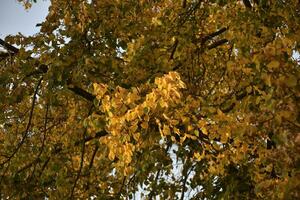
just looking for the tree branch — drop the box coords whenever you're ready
[208,39,228,50]
[70,129,87,199]
[0,38,19,54]
[67,85,96,102]
[88,144,99,170]
[0,77,43,167]
[169,38,179,60]
[201,27,228,44]
[182,0,187,8]
[180,163,195,200]
[1,38,96,104]
[243,0,252,8]
[148,144,171,200]
[75,130,108,146]
[70,105,94,199]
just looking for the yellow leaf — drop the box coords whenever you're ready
[246,86,252,93]
[194,130,199,137]
[129,124,138,133]
[93,83,108,100]
[141,121,148,129]
[151,17,162,26]
[187,125,194,132]
[198,120,206,127]
[285,75,297,87]
[180,135,186,143]
[242,67,252,75]
[108,150,115,161]
[261,73,272,87]
[201,127,208,135]
[267,60,280,70]
[162,125,171,136]
[194,151,205,161]
[133,132,140,141]
[226,61,235,71]
[159,100,169,108]
[220,132,229,143]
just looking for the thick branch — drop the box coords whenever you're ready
[67,85,96,102]
[182,0,187,8]
[243,0,252,8]
[201,27,228,44]
[0,52,11,58]
[208,39,228,49]
[1,38,96,103]
[0,38,19,53]
[89,144,99,169]
[75,130,108,146]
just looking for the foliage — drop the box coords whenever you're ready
[1,0,300,199]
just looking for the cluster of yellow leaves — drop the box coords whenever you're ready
[89,72,185,174]
[2,0,300,199]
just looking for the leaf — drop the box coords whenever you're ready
[140,121,148,129]
[108,150,115,161]
[162,124,171,136]
[93,83,108,100]
[285,75,297,87]
[194,130,199,137]
[2,0,300,199]
[267,60,280,70]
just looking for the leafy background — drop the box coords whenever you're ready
[0,0,299,199]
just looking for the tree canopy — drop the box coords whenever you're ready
[0,0,300,199]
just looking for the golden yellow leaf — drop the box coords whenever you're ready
[162,124,171,136]
[267,60,280,70]
[141,121,148,129]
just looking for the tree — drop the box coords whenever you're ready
[1,0,300,199]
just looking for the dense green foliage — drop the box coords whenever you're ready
[1,0,300,199]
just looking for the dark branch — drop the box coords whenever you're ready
[70,130,86,199]
[243,0,252,8]
[70,105,94,199]
[0,77,43,167]
[89,145,99,170]
[0,52,11,58]
[169,39,179,60]
[1,38,98,104]
[68,85,96,102]
[182,0,187,8]
[75,130,108,146]
[0,38,19,53]
[201,27,228,44]
[116,176,127,199]
[180,163,195,200]
[208,39,228,49]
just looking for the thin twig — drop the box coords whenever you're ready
[28,103,50,180]
[69,130,87,199]
[116,176,127,198]
[180,162,196,200]
[0,77,43,167]
[148,143,171,200]
[69,105,94,199]
[169,39,179,60]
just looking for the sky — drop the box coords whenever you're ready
[0,0,50,38]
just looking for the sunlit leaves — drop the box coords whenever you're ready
[89,72,186,172]
[1,0,300,199]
